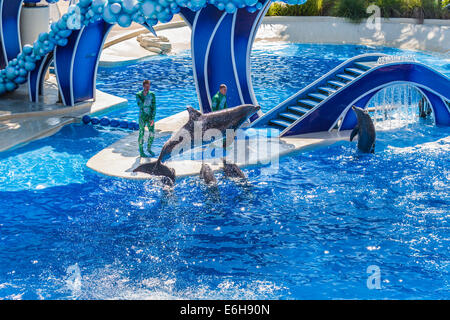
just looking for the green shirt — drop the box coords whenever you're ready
[136,90,156,120]
[211,91,227,112]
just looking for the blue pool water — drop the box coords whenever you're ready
[0,44,449,299]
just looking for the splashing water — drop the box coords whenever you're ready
[368,85,429,131]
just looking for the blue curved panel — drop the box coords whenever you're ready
[234,8,260,105]
[234,1,271,107]
[54,27,81,106]
[420,88,450,126]
[282,63,450,136]
[72,20,112,104]
[207,12,243,110]
[54,20,112,106]
[0,0,23,68]
[28,51,53,102]
[179,7,196,27]
[190,3,272,114]
[191,6,224,113]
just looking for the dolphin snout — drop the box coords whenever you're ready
[255,105,261,111]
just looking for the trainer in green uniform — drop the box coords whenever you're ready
[211,84,228,112]
[136,80,156,157]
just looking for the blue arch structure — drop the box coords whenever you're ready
[0,0,23,68]
[182,1,270,114]
[280,63,450,135]
[251,53,450,135]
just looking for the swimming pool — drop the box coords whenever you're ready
[0,44,449,299]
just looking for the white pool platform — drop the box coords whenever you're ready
[0,76,127,152]
[87,111,352,179]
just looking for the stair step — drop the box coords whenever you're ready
[336,74,356,82]
[288,105,310,115]
[328,80,347,88]
[354,61,377,70]
[279,112,300,122]
[318,86,337,94]
[269,119,291,128]
[345,67,365,75]
[298,99,318,108]
[308,92,328,101]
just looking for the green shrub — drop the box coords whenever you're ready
[374,0,404,18]
[266,2,283,16]
[422,0,444,18]
[321,0,336,15]
[266,0,449,19]
[266,0,324,16]
[333,0,369,22]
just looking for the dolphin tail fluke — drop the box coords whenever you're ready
[350,126,359,142]
[133,160,176,184]
[133,161,157,173]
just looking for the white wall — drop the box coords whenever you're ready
[258,16,450,53]
[20,5,50,47]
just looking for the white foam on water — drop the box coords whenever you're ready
[0,146,86,192]
[37,261,289,300]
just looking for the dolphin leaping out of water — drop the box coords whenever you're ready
[350,106,376,153]
[133,104,260,182]
[157,104,260,163]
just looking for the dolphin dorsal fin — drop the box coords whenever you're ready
[187,106,202,121]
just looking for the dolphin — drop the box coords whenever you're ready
[157,104,260,163]
[222,158,246,179]
[133,160,176,184]
[350,106,376,153]
[199,163,217,185]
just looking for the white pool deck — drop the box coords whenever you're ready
[0,76,127,152]
[86,110,352,179]
[100,21,190,66]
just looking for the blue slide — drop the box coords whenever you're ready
[251,54,450,135]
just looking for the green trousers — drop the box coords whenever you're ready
[138,115,155,157]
